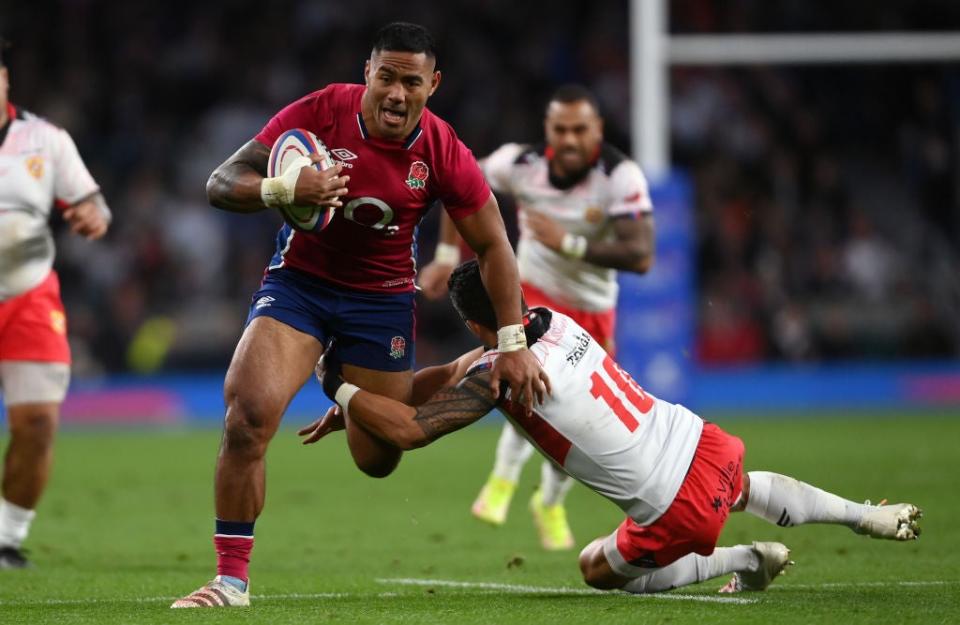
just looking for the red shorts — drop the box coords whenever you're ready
[0,271,70,363]
[521,282,617,355]
[605,423,744,573]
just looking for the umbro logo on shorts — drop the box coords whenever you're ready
[255,296,275,310]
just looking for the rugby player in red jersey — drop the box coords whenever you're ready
[173,22,549,608]
[0,41,111,569]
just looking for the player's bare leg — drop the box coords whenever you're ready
[577,536,791,594]
[174,317,321,608]
[215,317,322,521]
[340,364,411,478]
[0,402,58,569]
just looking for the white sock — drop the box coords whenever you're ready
[746,471,867,529]
[0,498,36,549]
[492,423,535,483]
[622,546,758,594]
[539,461,574,507]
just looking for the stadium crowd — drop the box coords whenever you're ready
[2,0,958,374]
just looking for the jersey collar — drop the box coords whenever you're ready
[356,112,424,149]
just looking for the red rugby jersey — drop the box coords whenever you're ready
[254,83,490,293]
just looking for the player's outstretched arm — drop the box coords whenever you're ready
[453,196,551,409]
[311,371,498,450]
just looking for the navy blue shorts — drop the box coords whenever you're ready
[245,268,415,372]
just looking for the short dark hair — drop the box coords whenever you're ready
[448,259,530,332]
[547,83,600,116]
[371,22,438,64]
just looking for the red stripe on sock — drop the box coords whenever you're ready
[214,535,253,582]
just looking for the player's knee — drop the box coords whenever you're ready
[8,409,57,449]
[222,392,279,456]
[354,452,401,479]
[579,538,618,589]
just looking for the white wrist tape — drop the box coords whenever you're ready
[434,242,461,266]
[560,233,588,259]
[497,324,527,353]
[334,383,361,417]
[260,156,312,208]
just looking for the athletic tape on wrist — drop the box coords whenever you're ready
[560,233,588,259]
[260,156,312,208]
[433,242,461,266]
[497,324,527,353]
[334,383,360,417]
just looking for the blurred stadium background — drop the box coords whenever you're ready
[2,0,960,423]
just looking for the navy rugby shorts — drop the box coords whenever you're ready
[245,267,415,371]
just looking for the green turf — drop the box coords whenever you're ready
[0,413,958,624]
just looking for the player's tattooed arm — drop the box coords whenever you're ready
[335,372,497,450]
[206,140,272,213]
[410,373,498,444]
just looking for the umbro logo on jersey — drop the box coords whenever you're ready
[331,148,357,160]
[255,296,275,310]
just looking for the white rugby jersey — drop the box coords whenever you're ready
[0,104,100,299]
[470,310,703,524]
[483,143,652,311]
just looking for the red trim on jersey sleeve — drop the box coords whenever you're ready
[5,103,15,121]
[502,399,572,465]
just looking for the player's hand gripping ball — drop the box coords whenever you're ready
[267,129,337,232]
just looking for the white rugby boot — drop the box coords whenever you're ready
[855,500,922,540]
[718,542,794,593]
[171,576,250,608]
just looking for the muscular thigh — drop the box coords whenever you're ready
[225,317,323,423]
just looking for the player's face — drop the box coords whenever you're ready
[362,50,440,140]
[544,100,603,177]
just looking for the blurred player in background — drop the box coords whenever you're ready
[308,259,923,595]
[420,85,654,550]
[173,22,547,608]
[0,41,111,569]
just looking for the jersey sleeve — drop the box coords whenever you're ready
[51,127,99,205]
[607,160,653,218]
[437,136,492,221]
[480,143,525,193]
[254,89,327,147]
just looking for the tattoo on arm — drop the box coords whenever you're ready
[413,374,497,442]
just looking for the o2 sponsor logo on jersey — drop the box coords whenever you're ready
[405,161,429,190]
[343,197,399,236]
[389,336,406,360]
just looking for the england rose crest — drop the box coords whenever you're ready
[389,336,406,359]
[406,161,429,190]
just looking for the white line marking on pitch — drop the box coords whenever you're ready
[769,580,959,590]
[1,578,955,608]
[376,577,757,605]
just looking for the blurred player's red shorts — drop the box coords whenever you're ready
[0,270,70,363]
[520,282,616,355]
[614,422,744,568]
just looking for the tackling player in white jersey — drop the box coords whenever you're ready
[420,85,654,550]
[306,259,922,595]
[0,43,111,568]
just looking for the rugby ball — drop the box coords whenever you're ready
[267,129,337,233]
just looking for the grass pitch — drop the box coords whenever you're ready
[0,412,957,624]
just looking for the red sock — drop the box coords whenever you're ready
[214,519,255,582]
[214,535,253,581]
